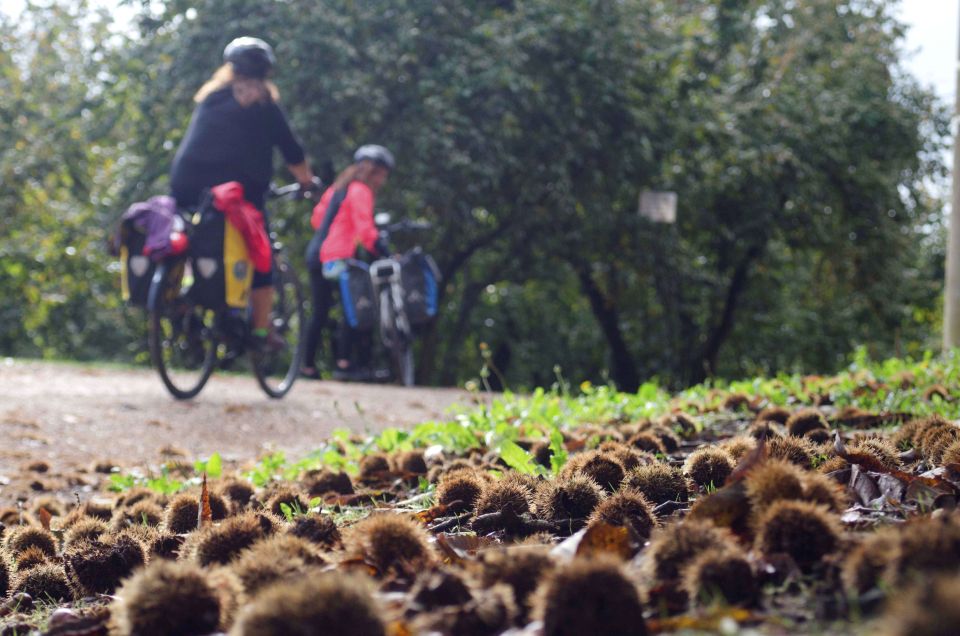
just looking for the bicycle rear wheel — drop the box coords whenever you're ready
[252,256,305,398]
[148,262,217,400]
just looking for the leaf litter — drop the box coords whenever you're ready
[3,368,960,634]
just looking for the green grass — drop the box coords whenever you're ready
[106,348,960,494]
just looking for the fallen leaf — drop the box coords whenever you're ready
[37,508,52,530]
[725,436,767,485]
[574,522,637,561]
[849,466,881,506]
[433,533,495,565]
[416,503,451,524]
[837,433,959,498]
[386,620,415,636]
[337,556,380,577]
[197,473,212,529]
[646,607,762,633]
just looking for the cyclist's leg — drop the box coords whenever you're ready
[303,269,333,373]
[356,329,373,370]
[251,211,274,333]
[335,321,355,370]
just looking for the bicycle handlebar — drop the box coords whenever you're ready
[268,178,324,201]
[378,219,433,233]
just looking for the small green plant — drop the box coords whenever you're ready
[497,440,542,476]
[548,426,568,475]
[193,452,222,478]
[108,465,185,495]
[279,497,323,522]
[245,451,287,487]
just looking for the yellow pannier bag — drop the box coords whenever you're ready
[188,194,254,310]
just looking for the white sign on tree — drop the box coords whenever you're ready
[639,191,677,224]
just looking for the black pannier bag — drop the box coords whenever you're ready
[118,220,155,307]
[400,249,440,325]
[339,259,377,331]
[187,194,253,310]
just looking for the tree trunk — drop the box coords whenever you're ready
[572,262,640,392]
[439,279,487,385]
[691,243,765,384]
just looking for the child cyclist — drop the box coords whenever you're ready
[301,145,393,379]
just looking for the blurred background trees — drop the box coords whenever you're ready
[0,0,949,389]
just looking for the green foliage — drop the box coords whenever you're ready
[0,4,150,360]
[548,426,568,475]
[245,451,287,488]
[0,0,949,392]
[496,440,541,477]
[108,465,186,495]
[279,498,320,521]
[194,452,222,479]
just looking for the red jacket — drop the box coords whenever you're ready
[211,182,272,273]
[312,181,379,264]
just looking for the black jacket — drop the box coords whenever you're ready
[170,87,305,210]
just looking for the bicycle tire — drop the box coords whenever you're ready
[393,338,415,387]
[148,262,217,400]
[379,288,415,386]
[252,256,305,398]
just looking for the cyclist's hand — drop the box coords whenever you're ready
[374,236,392,258]
[300,176,323,199]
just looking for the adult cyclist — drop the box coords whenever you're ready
[169,36,316,350]
[301,145,394,380]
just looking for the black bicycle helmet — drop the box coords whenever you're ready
[223,37,275,79]
[353,145,395,170]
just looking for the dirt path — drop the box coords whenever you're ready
[0,359,476,506]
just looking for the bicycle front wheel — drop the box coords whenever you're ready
[393,338,415,387]
[379,288,415,387]
[252,256,305,398]
[148,262,217,400]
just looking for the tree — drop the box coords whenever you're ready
[0,0,947,392]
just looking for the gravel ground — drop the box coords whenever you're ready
[0,358,475,506]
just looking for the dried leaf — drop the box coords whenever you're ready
[725,436,766,485]
[197,472,212,529]
[433,533,495,565]
[876,474,907,503]
[849,466,882,506]
[323,492,390,507]
[37,507,52,531]
[386,620,415,636]
[837,434,959,497]
[905,480,943,508]
[338,556,380,577]
[943,463,960,483]
[416,503,451,524]
[574,522,637,561]
[647,607,761,633]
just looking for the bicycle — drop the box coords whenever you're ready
[367,216,439,387]
[146,183,313,400]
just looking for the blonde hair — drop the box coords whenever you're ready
[194,63,280,104]
[332,160,382,191]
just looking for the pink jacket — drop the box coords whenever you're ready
[312,181,378,263]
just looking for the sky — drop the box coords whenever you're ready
[897,1,958,105]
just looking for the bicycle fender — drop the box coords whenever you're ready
[146,263,167,312]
